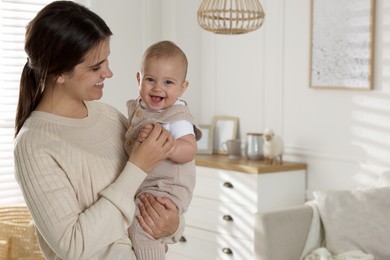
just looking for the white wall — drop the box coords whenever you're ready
[90,0,390,198]
[89,0,202,119]
[278,0,390,196]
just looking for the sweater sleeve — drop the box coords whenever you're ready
[14,136,146,260]
[100,162,146,226]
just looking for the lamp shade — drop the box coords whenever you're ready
[197,0,265,35]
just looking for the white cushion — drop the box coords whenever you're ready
[377,170,390,187]
[314,187,390,260]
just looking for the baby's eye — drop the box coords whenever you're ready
[146,77,155,83]
[164,80,174,86]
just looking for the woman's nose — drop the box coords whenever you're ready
[103,66,113,79]
[101,60,113,79]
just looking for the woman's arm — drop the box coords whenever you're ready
[14,143,144,259]
[14,123,175,259]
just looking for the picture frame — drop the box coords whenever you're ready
[212,116,239,154]
[309,0,375,90]
[197,124,214,154]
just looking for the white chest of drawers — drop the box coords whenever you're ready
[167,155,307,260]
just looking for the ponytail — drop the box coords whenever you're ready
[14,61,42,137]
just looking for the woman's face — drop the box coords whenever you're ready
[59,38,113,102]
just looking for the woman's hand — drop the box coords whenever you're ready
[129,124,175,172]
[136,194,179,239]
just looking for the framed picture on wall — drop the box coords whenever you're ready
[309,0,375,90]
[197,124,213,154]
[212,116,239,154]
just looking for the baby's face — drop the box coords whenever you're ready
[138,56,188,111]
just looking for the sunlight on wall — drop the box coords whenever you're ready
[351,95,390,184]
[348,1,390,186]
[350,98,390,179]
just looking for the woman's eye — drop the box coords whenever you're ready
[91,66,101,71]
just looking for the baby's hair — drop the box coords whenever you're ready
[141,40,188,78]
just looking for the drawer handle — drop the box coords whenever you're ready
[223,182,234,188]
[178,236,187,243]
[223,215,234,222]
[222,247,233,255]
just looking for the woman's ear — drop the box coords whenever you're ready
[56,75,65,84]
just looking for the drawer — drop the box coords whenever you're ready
[195,166,257,206]
[166,226,254,260]
[185,197,255,240]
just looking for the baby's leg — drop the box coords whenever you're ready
[128,197,166,260]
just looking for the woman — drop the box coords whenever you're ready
[14,1,183,259]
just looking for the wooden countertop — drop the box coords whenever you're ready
[195,154,307,174]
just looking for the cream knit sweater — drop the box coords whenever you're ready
[14,101,184,260]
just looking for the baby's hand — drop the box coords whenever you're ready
[137,124,154,143]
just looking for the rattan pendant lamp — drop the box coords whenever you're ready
[197,0,265,35]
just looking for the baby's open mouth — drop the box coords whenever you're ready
[151,95,164,103]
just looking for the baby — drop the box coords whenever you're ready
[124,40,202,260]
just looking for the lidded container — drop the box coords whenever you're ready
[245,132,263,160]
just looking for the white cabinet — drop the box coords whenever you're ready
[167,155,306,260]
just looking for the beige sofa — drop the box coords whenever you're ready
[254,204,313,260]
[254,172,390,260]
